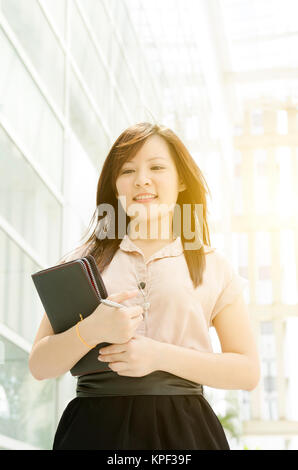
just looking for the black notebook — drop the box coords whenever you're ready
[31,255,112,376]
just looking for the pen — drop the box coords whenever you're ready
[100,298,124,309]
[100,298,147,320]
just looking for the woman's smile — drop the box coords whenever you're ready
[133,195,158,203]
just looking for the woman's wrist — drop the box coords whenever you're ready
[78,315,103,347]
[151,339,165,372]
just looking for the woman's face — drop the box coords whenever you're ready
[115,134,185,223]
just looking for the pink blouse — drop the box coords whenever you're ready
[66,235,247,354]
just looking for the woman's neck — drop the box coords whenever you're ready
[127,218,174,244]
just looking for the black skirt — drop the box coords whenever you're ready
[52,394,230,450]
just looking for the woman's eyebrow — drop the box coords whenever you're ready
[148,157,167,161]
[125,157,167,164]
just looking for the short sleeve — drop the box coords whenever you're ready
[210,255,249,327]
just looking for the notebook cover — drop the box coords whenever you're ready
[31,255,111,376]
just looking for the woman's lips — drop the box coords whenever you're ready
[133,196,158,203]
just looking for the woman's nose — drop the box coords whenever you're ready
[134,170,151,187]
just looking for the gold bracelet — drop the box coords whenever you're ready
[75,314,96,349]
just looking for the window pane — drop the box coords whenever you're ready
[284,318,298,421]
[233,150,243,215]
[0,335,56,449]
[204,151,223,223]
[108,40,141,127]
[277,110,288,135]
[77,0,112,59]
[0,229,49,343]
[104,0,141,76]
[280,229,298,304]
[2,0,65,109]
[232,232,249,303]
[251,109,264,135]
[275,147,293,217]
[69,69,110,169]
[254,149,269,214]
[79,0,139,112]
[260,321,278,420]
[0,28,64,190]
[70,2,128,135]
[39,0,66,39]
[0,125,62,264]
[256,232,272,304]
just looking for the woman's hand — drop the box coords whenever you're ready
[84,290,144,346]
[98,334,161,377]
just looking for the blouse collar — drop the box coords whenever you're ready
[119,234,214,262]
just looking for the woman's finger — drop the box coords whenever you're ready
[109,362,127,372]
[99,344,127,354]
[98,352,126,362]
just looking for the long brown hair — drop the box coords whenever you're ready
[63,122,212,288]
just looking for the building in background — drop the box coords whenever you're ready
[0,0,298,450]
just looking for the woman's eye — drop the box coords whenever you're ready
[121,166,164,174]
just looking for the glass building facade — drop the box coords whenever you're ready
[1,0,298,450]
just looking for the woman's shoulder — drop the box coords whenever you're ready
[203,245,231,265]
[202,245,235,276]
[203,246,245,287]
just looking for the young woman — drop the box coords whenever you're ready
[29,122,260,450]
